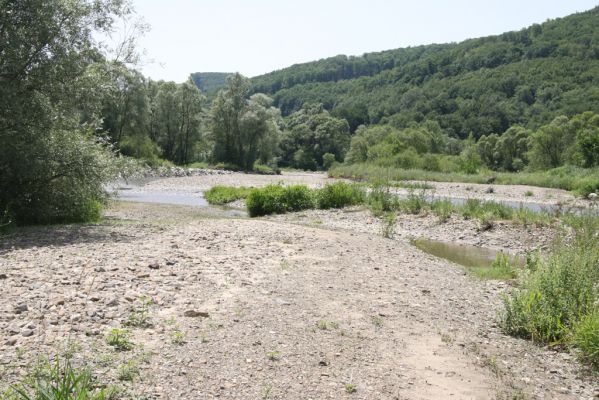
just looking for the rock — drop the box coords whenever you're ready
[94,267,106,273]
[485,187,494,194]
[106,297,119,307]
[183,310,210,318]
[89,295,101,302]
[14,303,28,314]
[0,273,7,279]
[148,262,160,270]
[166,260,176,266]
[5,337,17,346]
[21,329,34,337]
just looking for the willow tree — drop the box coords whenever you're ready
[0,0,130,224]
[210,73,281,170]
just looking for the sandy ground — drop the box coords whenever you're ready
[1,174,598,399]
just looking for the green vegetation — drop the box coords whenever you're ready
[116,361,139,382]
[344,383,357,394]
[204,186,253,205]
[6,357,109,400]
[501,216,599,368]
[315,182,365,209]
[124,297,153,328]
[470,253,518,280]
[330,163,599,196]
[246,185,315,217]
[0,0,130,225]
[189,72,231,98]
[106,329,134,351]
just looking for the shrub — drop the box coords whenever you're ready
[246,185,287,217]
[322,153,336,170]
[399,190,428,214]
[315,182,365,209]
[253,163,281,175]
[246,185,314,217]
[501,218,599,345]
[367,182,399,216]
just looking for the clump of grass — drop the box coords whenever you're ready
[171,330,186,345]
[117,360,139,382]
[316,320,339,330]
[204,185,252,205]
[266,351,281,361]
[430,199,454,223]
[524,190,534,197]
[315,182,365,209]
[344,383,357,393]
[399,190,428,214]
[106,329,134,351]
[501,216,599,368]
[8,357,108,399]
[380,212,396,239]
[470,253,518,280]
[513,207,553,227]
[572,310,599,367]
[367,181,399,216]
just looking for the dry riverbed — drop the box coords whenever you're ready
[1,173,598,399]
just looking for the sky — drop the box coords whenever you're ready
[114,0,599,82]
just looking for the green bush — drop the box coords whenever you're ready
[246,185,314,217]
[253,163,281,175]
[204,186,252,205]
[431,199,454,223]
[316,182,365,209]
[501,217,599,345]
[281,185,315,211]
[367,182,399,216]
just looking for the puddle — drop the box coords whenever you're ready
[410,238,522,269]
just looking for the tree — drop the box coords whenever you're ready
[0,0,129,224]
[210,73,281,170]
[528,116,576,169]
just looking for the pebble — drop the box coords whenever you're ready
[21,329,34,337]
[0,273,7,279]
[183,310,210,318]
[14,303,28,314]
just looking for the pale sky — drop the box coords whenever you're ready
[118,0,599,82]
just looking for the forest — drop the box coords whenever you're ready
[2,1,599,225]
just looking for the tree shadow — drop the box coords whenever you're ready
[0,222,138,253]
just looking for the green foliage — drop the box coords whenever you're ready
[0,0,131,225]
[210,74,282,171]
[246,185,314,217]
[106,329,134,351]
[190,72,231,98]
[204,186,252,205]
[381,212,396,239]
[116,361,139,382]
[431,199,454,223]
[279,104,351,170]
[501,217,599,349]
[124,297,153,328]
[315,182,365,209]
[573,310,599,367]
[470,253,518,280]
[8,357,108,400]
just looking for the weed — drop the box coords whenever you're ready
[431,199,454,223]
[440,333,453,343]
[124,296,153,328]
[9,357,107,399]
[106,329,134,351]
[572,310,599,367]
[171,330,186,345]
[266,351,281,361]
[524,190,534,197]
[317,320,339,330]
[345,383,357,393]
[262,383,273,399]
[117,360,139,382]
[471,253,518,281]
[371,315,384,328]
[381,212,396,239]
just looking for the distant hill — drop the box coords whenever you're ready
[249,6,599,136]
[190,72,231,98]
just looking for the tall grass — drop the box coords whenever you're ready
[330,163,599,196]
[7,357,109,400]
[204,186,252,205]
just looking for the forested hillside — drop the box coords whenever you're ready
[250,7,599,137]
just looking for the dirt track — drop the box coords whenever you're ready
[1,174,597,399]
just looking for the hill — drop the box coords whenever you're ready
[249,7,599,136]
[190,72,231,98]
